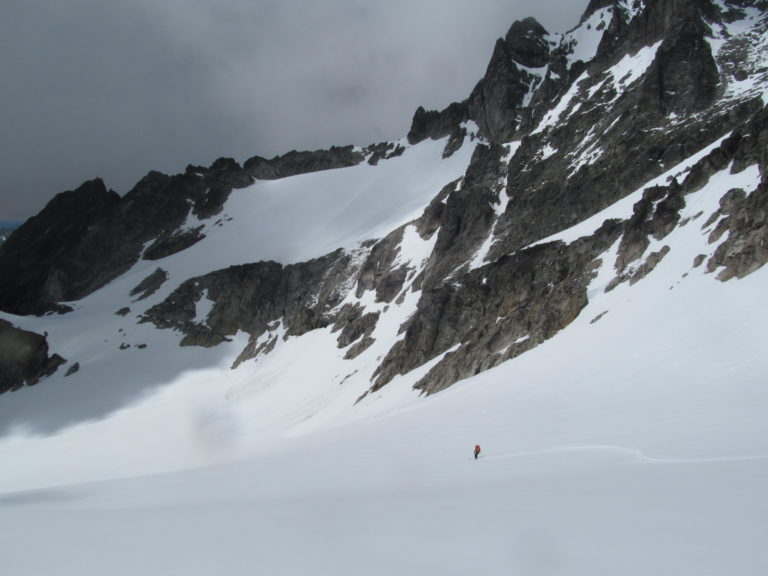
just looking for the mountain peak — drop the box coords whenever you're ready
[503,17,550,68]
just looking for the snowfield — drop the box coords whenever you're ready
[1,124,767,574]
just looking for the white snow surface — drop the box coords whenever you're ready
[606,40,663,92]
[531,71,590,135]
[563,7,613,68]
[1,128,768,573]
[161,136,472,281]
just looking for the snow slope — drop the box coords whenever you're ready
[1,130,767,574]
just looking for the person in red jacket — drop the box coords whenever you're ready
[474,444,481,460]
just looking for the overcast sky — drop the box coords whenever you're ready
[0,0,585,222]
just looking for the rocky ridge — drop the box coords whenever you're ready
[0,0,766,398]
[0,320,65,395]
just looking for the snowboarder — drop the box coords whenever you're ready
[474,444,481,460]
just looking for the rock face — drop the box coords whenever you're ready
[0,178,120,314]
[0,159,253,315]
[373,228,620,395]
[0,228,14,247]
[130,268,169,301]
[244,146,365,179]
[407,103,469,145]
[407,17,551,145]
[141,249,362,351]
[0,320,65,395]
[1,0,767,398]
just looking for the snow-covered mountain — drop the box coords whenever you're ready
[1,1,767,574]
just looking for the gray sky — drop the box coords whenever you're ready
[0,0,585,222]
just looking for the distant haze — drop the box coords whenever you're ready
[0,0,584,221]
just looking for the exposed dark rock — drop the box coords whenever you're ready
[504,17,551,68]
[130,268,169,301]
[637,5,719,115]
[115,307,131,317]
[65,362,80,377]
[407,103,469,145]
[143,227,206,261]
[630,245,671,284]
[344,337,376,360]
[415,180,457,240]
[233,330,280,369]
[488,101,761,265]
[366,142,408,165]
[706,180,768,280]
[590,311,609,324]
[244,146,365,179]
[615,184,684,274]
[466,17,551,141]
[467,38,532,142]
[0,178,119,314]
[0,156,253,315]
[336,310,380,349]
[679,104,768,280]
[355,228,408,303]
[373,221,621,395]
[423,143,508,283]
[442,127,468,159]
[142,249,363,359]
[0,320,65,394]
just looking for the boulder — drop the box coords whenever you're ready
[0,320,65,394]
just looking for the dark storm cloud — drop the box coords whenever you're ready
[0,0,584,221]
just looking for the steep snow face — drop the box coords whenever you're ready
[562,6,613,67]
[148,136,474,285]
[604,40,664,93]
[532,71,591,135]
[516,62,549,108]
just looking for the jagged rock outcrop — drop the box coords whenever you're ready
[407,16,551,146]
[468,19,550,142]
[0,158,253,315]
[0,178,120,314]
[130,268,169,301]
[422,143,508,283]
[366,141,407,165]
[504,17,551,68]
[407,103,469,145]
[244,146,365,179]
[698,105,768,280]
[141,249,363,352]
[0,320,65,394]
[637,2,720,115]
[371,230,616,394]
